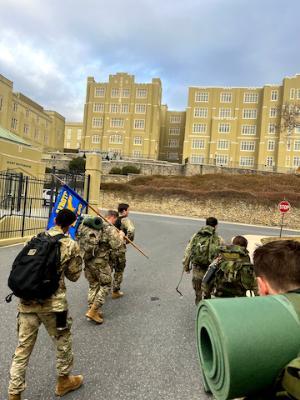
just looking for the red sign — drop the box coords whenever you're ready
[278,200,291,213]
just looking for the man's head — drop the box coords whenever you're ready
[55,209,77,233]
[106,209,118,225]
[206,217,218,229]
[232,235,248,248]
[118,203,130,217]
[253,240,300,295]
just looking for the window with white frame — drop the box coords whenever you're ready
[240,141,255,151]
[168,139,179,148]
[286,156,290,167]
[135,104,146,113]
[194,107,208,118]
[268,123,277,134]
[110,104,120,113]
[132,150,141,158]
[66,129,72,139]
[271,90,278,101]
[92,117,103,128]
[111,88,120,97]
[110,118,124,128]
[23,124,29,135]
[191,154,205,164]
[134,136,142,145]
[95,87,105,97]
[192,123,206,133]
[109,134,123,144]
[169,127,180,135]
[121,103,129,113]
[290,89,300,100]
[265,156,274,166]
[217,140,229,150]
[294,157,300,167]
[191,139,205,149]
[170,115,181,123]
[11,118,18,130]
[93,103,104,112]
[241,125,257,135]
[269,108,279,118]
[219,108,231,118]
[167,152,179,160]
[287,139,292,151]
[13,102,18,112]
[122,89,130,97]
[220,92,232,103]
[243,109,257,119]
[136,89,147,98]
[267,140,275,151]
[244,93,259,103]
[216,154,228,165]
[218,123,231,133]
[134,119,145,129]
[294,140,300,151]
[195,91,209,102]
[77,129,82,139]
[240,156,254,167]
[92,135,100,144]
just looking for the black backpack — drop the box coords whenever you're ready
[6,232,65,302]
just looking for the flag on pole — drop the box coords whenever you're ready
[47,185,88,239]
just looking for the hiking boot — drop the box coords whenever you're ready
[8,394,21,400]
[55,374,83,396]
[112,290,124,299]
[86,304,103,324]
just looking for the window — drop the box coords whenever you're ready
[286,156,290,167]
[218,123,231,133]
[11,118,18,130]
[92,117,103,128]
[217,140,229,150]
[191,154,205,164]
[294,157,300,167]
[109,134,123,144]
[271,90,278,101]
[269,108,278,118]
[287,139,292,151]
[194,107,208,118]
[110,118,124,128]
[240,156,254,167]
[294,140,300,151]
[95,87,105,97]
[267,140,275,151]
[244,93,259,103]
[25,109,30,118]
[0,96,3,111]
[23,124,29,135]
[44,134,49,145]
[191,139,205,149]
[167,152,179,160]
[136,89,147,98]
[66,129,72,139]
[243,109,257,119]
[92,135,100,144]
[265,156,274,166]
[77,129,82,139]
[268,123,277,134]
[215,154,228,166]
[170,115,181,123]
[295,126,300,134]
[110,104,120,113]
[168,139,179,148]
[93,103,104,112]
[134,119,145,129]
[169,127,180,135]
[111,88,120,97]
[66,142,70,149]
[195,91,209,102]
[220,92,232,103]
[132,150,141,158]
[135,104,146,113]
[122,89,130,97]
[240,141,255,151]
[290,88,295,100]
[192,123,206,133]
[241,125,257,135]
[13,102,18,112]
[121,103,129,113]
[134,136,142,145]
[219,108,231,118]
[34,128,39,140]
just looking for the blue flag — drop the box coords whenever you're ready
[47,185,88,239]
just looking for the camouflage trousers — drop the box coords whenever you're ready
[85,259,112,309]
[192,265,207,305]
[112,252,126,292]
[8,312,73,395]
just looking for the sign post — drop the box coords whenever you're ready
[278,200,291,238]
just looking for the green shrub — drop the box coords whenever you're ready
[121,165,141,175]
[109,167,122,175]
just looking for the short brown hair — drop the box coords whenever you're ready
[106,209,118,218]
[232,236,248,248]
[253,240,300,291]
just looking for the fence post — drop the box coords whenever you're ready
[21,176,29,237]
[85,174,91,214]
[48,166,56,220]
[17,173,23,212]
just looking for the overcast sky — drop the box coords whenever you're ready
[0,0,299,121]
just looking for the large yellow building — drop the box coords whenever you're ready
[183,74,300,172]
[82,73,162,159]
[0,74,65,153]
[64,122,83,150]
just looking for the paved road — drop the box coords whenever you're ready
[0,213,298,400]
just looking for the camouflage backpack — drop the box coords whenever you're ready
[76,217,103,261]
[190,226,221,268]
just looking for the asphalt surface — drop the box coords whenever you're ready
[0,213,299,400]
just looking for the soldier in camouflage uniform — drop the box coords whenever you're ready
[8,209,83,400]
[77,212,124,324]
[112,203,135,299]
[201,236,258,299]
[183,217,223,305]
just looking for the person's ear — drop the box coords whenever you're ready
[257,276,270,296]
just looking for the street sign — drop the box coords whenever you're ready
[278,200,291,213]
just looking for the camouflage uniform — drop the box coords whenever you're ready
[112,216,135,292]
[183,226,222,305]
[8,226,82,396]
[201,245,258,299]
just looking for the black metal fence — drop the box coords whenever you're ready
[0,171,90,239]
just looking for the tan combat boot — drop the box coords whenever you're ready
[8,394,21,400]
[55,374,83,396]
[86,304,103,324]
[112,290,124,299]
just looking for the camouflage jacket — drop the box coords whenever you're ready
[119,216,135,241]
[19,226,82,313]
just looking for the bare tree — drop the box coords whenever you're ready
[280,102,300,136]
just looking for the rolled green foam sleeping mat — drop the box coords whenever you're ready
[196,294,300,399]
